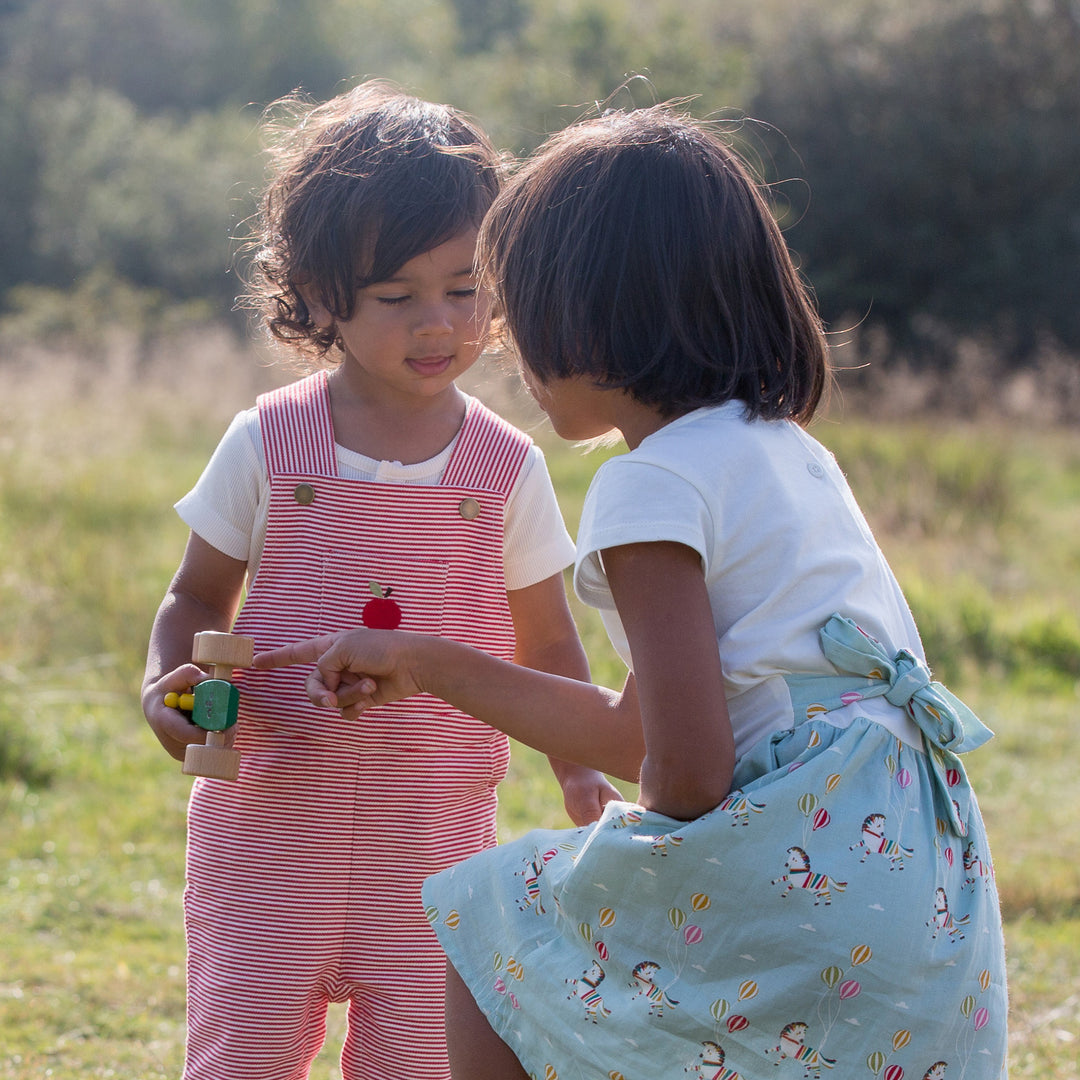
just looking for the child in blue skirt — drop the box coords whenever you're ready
[256,103,1008,1080]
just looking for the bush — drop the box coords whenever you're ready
[749,0,1080,366]
[28,85,260,313]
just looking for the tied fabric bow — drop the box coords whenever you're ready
[785,614,994,837]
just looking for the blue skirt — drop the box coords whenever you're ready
[423,701,1008,1080]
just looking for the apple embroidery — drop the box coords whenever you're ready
[362,580,402,629]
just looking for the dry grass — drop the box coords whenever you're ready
[2,327,1078,1077]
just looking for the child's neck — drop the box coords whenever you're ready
[326,367,468,465]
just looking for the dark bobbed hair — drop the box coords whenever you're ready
[479,105,830,423]
[242,80,503,363]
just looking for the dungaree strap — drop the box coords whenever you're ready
[442,397,531,492]
[256,377,529,490]
[257,371,337,479]
[785,613,994,836]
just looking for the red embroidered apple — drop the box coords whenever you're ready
[362,581,402,629]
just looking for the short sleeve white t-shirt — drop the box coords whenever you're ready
[573,402,923,759]
[177,397,576,591]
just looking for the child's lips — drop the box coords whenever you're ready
[408,354,453,375]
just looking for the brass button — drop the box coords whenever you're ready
[294,483,316,505]
[458,497,481,520]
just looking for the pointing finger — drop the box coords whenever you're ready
[252,634,342,670]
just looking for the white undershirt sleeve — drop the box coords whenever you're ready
[175,408,264,564]
[503,445,576,591]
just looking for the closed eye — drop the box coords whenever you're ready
[376,287,477,305]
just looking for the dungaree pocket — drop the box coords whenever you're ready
[318,551,450,636]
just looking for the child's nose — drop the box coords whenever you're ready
[414,300,454,336]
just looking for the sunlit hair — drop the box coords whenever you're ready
[242,80,503,364]
[479,104,830,423]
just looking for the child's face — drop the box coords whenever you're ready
[520,366,620,443]
[520,363,672,449]
[321,228,490,403]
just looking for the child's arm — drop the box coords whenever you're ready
[601,540,735,820]
[507,573,624,825]
[141,533,248,761]
[252,540,734,816]
[254,631,646,782]
[254,542,732,818]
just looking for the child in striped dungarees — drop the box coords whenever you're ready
[141,81,620,1080]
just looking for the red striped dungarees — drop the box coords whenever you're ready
[183,372,529,1080]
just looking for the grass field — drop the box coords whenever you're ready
[1,348,1078,1077]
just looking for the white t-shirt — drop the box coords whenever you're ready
[177,400,576,591]
[573,402,923,760]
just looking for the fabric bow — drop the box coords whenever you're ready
[785,613,994,837]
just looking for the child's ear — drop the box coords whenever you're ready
[297,283,334,330]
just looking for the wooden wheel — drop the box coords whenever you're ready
[192,631,254,671]
[183,736,242,781]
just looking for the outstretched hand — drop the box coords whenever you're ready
[253,629,425,719]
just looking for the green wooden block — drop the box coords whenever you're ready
[192,679,240,732]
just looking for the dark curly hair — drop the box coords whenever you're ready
[479,104,830,423]
[241,80,504,365]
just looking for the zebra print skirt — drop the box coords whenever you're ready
[422,693,1008,1080]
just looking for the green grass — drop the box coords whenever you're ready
[2,360,1078,1077]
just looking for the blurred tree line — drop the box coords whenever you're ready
[0,0,1076,371]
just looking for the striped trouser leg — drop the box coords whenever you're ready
[183,901,336,1080]
[338,952,451,1080]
